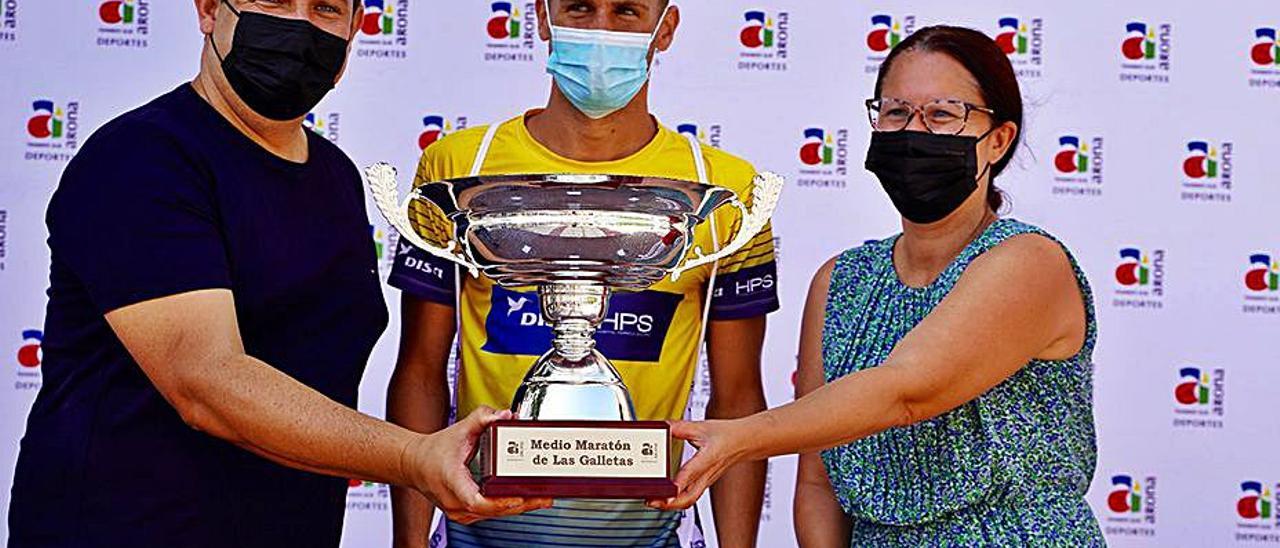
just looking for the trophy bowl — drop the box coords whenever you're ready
[367,166,783,498]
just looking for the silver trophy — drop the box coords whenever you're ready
[367,167,783,423]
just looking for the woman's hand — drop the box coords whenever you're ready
[403,406,553,524]
[648,418,759,511]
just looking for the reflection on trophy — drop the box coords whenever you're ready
[367,166,783,498]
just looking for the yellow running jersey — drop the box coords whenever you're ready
[388,111,779,422]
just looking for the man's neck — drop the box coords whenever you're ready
[191,67,309,163]
[524,86,659,163]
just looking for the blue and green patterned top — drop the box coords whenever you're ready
[819,218,1103,546]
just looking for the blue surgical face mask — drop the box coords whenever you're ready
[544,0,671,119]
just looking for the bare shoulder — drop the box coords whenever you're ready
[971,232,1074,280]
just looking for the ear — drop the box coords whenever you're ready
[195,0,219,35]
[652,5,679,53]
[348,4,364,39]
[986,121,1018,167]
[335,4,363,84]
[536,0,551,42]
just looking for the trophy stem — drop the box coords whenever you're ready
[539,284,610,362]
[508,283,637,421]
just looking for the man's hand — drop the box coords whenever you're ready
[404,407,553,524]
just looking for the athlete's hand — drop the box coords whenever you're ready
[647,418,754,511]
[404,406,553,524]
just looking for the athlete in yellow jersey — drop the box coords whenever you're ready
[386,1,778,547]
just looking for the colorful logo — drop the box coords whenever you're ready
[1183,141,1219,179]
[17,329,41,368]
[800,128,833,165]
[27,100,63,140]
[1253,28,1279,66]
[361,0,394,36]
[303,113,326,136]
[1055,136,1089,174]
[1246,254,1280,292]
[419,115,449,150]
[487,2,522,40]
[99,0,135,24]
[996,17,1028,55]
[1239,482,1274,520]
[369,225,385,260]
[1116,248,1151,286]
[1175,367,1210,405]
[867,15,905,53]
[1108,475,1143,514]
[740,11,775,49]
[1123,22,1157,60]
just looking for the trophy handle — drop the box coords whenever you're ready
[669,171,785,282]
[365,162,482,277]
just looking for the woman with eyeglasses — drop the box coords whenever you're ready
[649,26,1102,546]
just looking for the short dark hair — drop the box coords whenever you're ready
[873,25,1022,213]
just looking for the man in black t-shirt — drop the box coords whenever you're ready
[7,2,547,547]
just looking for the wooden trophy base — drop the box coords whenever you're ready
[479,420,677,499]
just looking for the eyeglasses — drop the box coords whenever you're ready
[865,97,996,135]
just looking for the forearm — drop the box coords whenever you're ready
[706,391,767,547]
[793,455,850,548]
[387,368,452,546]
[180,352,420,487]
[743,366,910,460]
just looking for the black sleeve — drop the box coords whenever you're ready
[47,118,232,314]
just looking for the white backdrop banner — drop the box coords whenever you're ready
[1,1,1278,547]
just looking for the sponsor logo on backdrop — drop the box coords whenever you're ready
[418,114,469,150]
[1236,481,1280,543]
[863,14,916,73]
[1181,140,1233,203]
[24,99,79,163]
[484,1,536,62]
[1051,135,1103,196]
[96,0,149,48]
[737,10,789,72]
[1119,22,1171,83]
[993,16,1043,79]
[0,209,7,271]
[1249,27,1280,89]
[1173,366,1225,428]
[15,329,41,391]
[688,352,711,417]
[1112,247,1165,310]
[1,0,17,43]
[370,224,399,276]
[677,123,722,149]
[1104,474,1157,538]
[346,479,390,512]
[357,0,409,59]
[1244,253,1280,315]
[796,127,849,189]
[304,112,340,143]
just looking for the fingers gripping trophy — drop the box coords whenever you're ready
[367,165,784,498]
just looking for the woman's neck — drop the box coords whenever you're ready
[894,200,997,287]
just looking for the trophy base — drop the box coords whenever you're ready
[479,420,676,499]
[481,477,677,499]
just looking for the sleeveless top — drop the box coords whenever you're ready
[819,218,1104,546]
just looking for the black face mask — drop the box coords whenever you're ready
[210,0,349,121]
[864,130,994,224]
